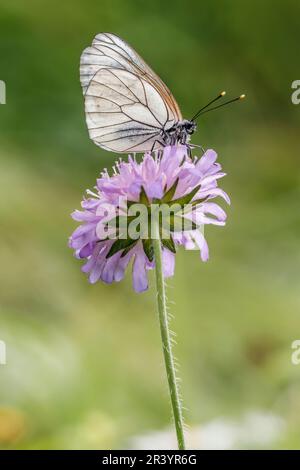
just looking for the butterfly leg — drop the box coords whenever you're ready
[189,143,206,155]
[151,139,165,153]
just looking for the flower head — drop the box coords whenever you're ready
[69,145,230,292]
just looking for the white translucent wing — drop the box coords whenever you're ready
[80,33,182,152]
[85,68,168,152]
[80,32,182,121]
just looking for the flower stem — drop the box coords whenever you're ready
[152,226,186,450]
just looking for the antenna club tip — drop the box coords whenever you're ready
[220,91,226,96]
[240,94,246,99]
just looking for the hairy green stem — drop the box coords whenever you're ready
[152,224,185,450]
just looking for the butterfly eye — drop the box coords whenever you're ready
[186,122,196,134]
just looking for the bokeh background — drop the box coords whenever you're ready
[0,0,300,449]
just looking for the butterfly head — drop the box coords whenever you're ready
[183,120,197,135]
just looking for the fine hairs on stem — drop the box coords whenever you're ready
[152,220,185,450]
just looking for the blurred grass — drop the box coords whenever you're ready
[0,0,300,449]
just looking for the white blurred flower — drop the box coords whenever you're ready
[129,410,285,450]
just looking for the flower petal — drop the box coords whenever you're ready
[132,248,148,292]
[192,230,209,261]
[197,149,218,173]
[114,251,133,282]
[200,202,227,221]
[162,248,175,278]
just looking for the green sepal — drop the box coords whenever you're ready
[161,235,176,254]
[121,240,138,257]
[142,239,154,262]
[190,197,206,207]
[166,184,201,209]
[106,237,137,259]
[139,186,150,205]
[161,178,179,203]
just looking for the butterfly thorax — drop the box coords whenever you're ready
[162,120,197,146]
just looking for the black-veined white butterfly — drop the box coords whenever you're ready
[80,33,245,153]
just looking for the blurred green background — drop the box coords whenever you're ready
[0,0,300,449]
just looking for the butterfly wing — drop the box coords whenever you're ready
[80,33,182,153]
[85,67,169,152]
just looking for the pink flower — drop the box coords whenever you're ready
[69,145,230,292]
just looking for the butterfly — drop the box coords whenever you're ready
[80,33,245,153]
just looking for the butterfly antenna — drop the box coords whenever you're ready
[191,91,226,121]
[194,94,246,118]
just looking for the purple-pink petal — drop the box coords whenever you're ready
[162,248,175,278]
[132,248,148,292]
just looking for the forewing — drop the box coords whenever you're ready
[85,68,169,153]
[80,32,182,126]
